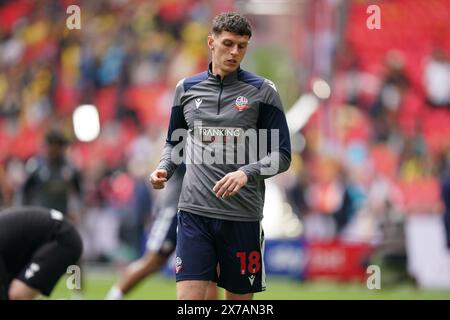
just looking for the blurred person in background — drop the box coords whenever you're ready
[0,157,27,210]
[302,156,345,240]
[16,129,84,224]
[333,45,380,111]
[106,165,218,300]
[80,179,121,263]
[364,145,410,285]
[333,167,366,236]
[285,168,309,222]
[15,129,85,298]
[0,206,82,300]
[372,200,410,285]
[370,51,409,145]
[149,12,291,300]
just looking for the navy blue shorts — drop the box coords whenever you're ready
[175,210,266,294]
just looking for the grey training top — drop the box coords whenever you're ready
[158,64,291,222]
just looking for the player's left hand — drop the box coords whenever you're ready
[213,170,248,199]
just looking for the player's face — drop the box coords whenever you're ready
[208,31,250,78]
[47,143,66,163]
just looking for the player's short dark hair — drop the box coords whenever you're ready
[45,129,68,146]
[212,12,252,38]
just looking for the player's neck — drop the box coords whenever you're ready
[211,63,237,80]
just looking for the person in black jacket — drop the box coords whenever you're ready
[18,129,83,223]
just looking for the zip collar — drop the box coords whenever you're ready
[207,62,240,84]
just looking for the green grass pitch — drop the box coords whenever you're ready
[48,268,450,300]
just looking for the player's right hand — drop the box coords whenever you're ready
[149,169,168,189]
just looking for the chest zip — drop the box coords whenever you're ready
[217,76,224,115]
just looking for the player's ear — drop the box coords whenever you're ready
[207,35,214,50]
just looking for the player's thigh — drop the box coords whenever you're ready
[205,281,220,300]
[177,280,210,300]
[216,220,265,295]
[175,211,217,282]
[225,290,253,300]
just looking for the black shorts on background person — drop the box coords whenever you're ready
[0,206,82,300]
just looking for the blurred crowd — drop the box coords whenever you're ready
[0,0,222,261]
[281,0,450,283]
[0,0,449,276]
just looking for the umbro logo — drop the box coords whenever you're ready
[248,274,256,286]
[195,98,203,108]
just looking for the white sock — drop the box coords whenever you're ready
[105,286,123,300]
